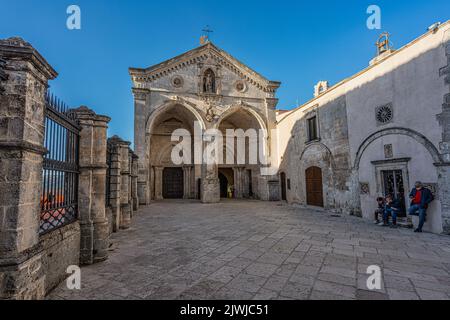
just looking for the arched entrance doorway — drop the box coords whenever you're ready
[147,103,204,201]
[219,173,228,198]
[306,166,324,207]
[280,172,287,201]
[218,168,234,198]
[163,168,184,199]
[216,107,266,199]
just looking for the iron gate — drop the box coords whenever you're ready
[40,93,80,235]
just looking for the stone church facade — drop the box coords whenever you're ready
[130,21,450,234]
[129,43,281,204]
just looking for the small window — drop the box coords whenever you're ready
[307,116,319,142]
[287,179,291,190]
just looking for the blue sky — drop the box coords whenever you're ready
[1,0,449,143]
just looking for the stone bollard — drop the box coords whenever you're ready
[0,37,57,299]
[117,138,132,229]
[71,106,111,265]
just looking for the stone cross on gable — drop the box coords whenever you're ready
[200,25,214,45]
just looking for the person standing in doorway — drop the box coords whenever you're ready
[408,181,434,233]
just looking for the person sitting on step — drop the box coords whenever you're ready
[374,196,385,225]
[382,194,401,228]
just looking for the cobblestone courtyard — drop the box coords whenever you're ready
[48,201,450,300]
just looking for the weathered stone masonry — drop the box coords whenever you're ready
[0,38,139,299]
[437,40,450,233]
[0,37,56,300]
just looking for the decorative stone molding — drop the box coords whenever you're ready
[197,62,222,96]
[384,144,394,158]
[234,80,247,93]
[171,75,184,88]
[375,103,394,126]
[129,42,281,94]
[132,87,149,101]
[169,95,197,108]
[359,182,370,195]
[354,127,442,170]
[265,98,279,110]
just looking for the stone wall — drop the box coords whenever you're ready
[0,37,137,299]
[39,222,80,293]
[277,23,450,233]
[0,37,57,300]
[277,94,353,213]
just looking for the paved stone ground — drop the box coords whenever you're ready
[48,200,450,300]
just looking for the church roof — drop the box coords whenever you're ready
[129,42,281,93]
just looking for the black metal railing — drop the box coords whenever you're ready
[40,92,80,235]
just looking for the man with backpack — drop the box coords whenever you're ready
[408,181,434,233]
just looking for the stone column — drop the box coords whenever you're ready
[72,107,111,265]
[201,164,220,203]
[132,88,150,205]
[154,166,164,200]
[183,165,194,199]
[201,132,220,203]
[118,140,132,229]
[128,149,133,217]
[131,152,139,211]
[0,37,57,299]
[234,167,245,199]
[107,137,122,232]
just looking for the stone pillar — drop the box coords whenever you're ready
[128,149,133,217]
[183,165,194,199]
[132,88,150,205]
[107,137,121,232]
[0,37,57,299]
[234,167,244,199]
[119,140,132,229]
[72,107,111,265]
[154,166,164,200]
[131,152,139,211]
[201,164,220,203]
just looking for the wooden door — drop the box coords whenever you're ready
[306,167,324,207]
[163,168,184,199]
